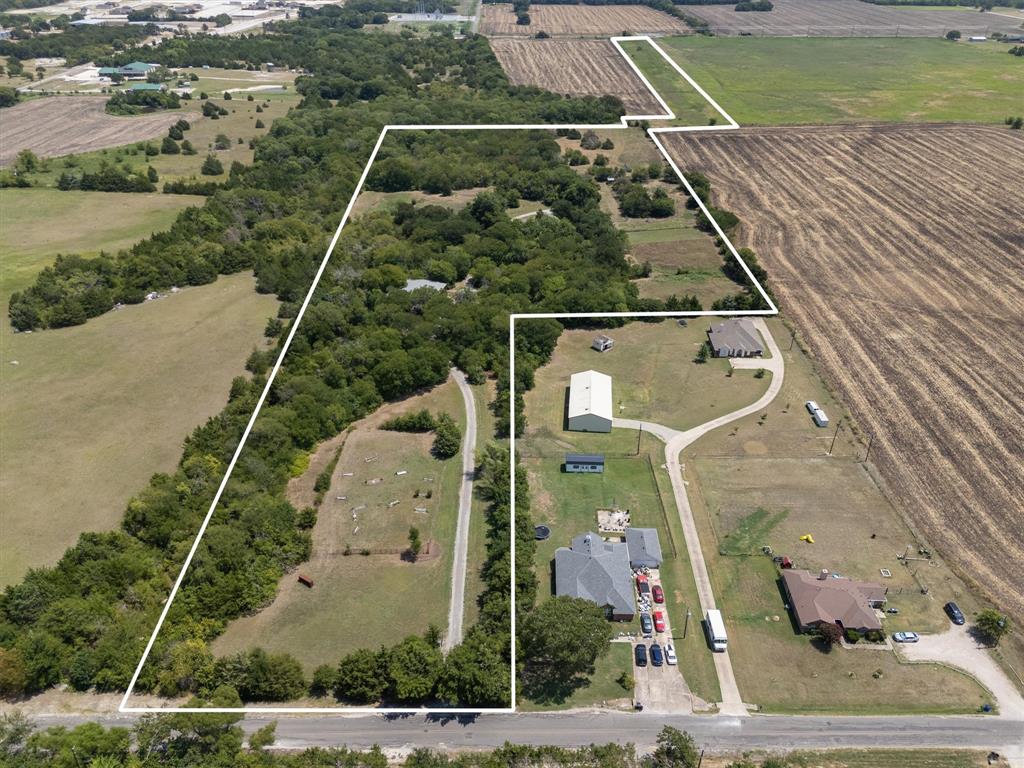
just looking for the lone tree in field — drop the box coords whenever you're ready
[975,609,1010,646]
[201,154,224,176]
[408,526,422,562]
[818,621,844,650]
[432,413,461,459]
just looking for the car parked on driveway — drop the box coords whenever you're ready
[893,632,920,643]
[653,611,666,633]
[650,643,664,667]
[634,643,648,667]
[652,585,664,604]
[636,574,651,597]
[640,612,653,637]
[944,601,966,625]
[665,643,678,665]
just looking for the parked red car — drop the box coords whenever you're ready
[636,574,651,596]
[653,611,666,633]
[652,585,665,604]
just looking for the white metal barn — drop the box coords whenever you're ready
[567,370,613,433]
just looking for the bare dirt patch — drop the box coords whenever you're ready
[0,96,180,166]
[480,3,691,36]
[686,0,1024,36]
[491,39,660,114]
[661,124,1024,626]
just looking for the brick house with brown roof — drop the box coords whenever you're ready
[781,569,887,634]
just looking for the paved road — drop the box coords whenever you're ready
[613,319,785,716]
[899,625,1024,719]
[28,712,1024,758]
[443,369,477,652]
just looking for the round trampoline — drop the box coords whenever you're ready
[534,525,551,541]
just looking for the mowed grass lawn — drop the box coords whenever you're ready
[0,189,277,586]
[212,379,468,671]
[654,37,1024,124]
[521,319,771,459]
[680,319,993,714]
[518,642,634,711]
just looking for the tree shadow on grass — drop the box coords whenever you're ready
[520,667,596,706]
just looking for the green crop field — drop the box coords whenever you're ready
[646,37,1024,125]
[0,189,278,587]
[618,40,721,127]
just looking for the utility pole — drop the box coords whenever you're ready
[636,423,642,456]
[684,607,691,638]
[863,433,874,463]
[827,418,842,456]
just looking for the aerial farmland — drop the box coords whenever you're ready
[479,3,691,36]
[660,123,1024,665]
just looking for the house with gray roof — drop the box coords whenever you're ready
[625,527,662,569]
[403,278,447,292]
[554,532,635,620]
[707,318,765,358]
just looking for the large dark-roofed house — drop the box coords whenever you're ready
[781,569,887,634]
[707,318,765,358]
[554,532,635,620]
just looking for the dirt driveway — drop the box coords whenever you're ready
[0,96,180,165]
[897,625,1024,719]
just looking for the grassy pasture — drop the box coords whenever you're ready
[520,319,771,456]
[212,379,468,670]
[681,319,994,714]
[617,39,721,127]
[653,37,1024,125]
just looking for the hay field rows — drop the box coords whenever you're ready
[480,3,690,36]
[661,123,1024,623]
[686,0,1024,36]
[491,39,661,114]
[0,97,180,166]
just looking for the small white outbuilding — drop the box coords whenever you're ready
[567,370,613,433]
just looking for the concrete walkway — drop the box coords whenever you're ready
[898,624,1024,720]
[443,368,477,653]
[612,318,785,716]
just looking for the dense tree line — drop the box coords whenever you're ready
[0,24,154,65]
[105,89,181,115]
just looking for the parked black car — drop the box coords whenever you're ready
[634,643,648,667]
[650,642,664,667]
[944,601,966,625]
[640,612,653,637]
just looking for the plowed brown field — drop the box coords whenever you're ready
[687,0,1024,36]
[480,3,691,36]
[0,96,180,166]
[491,39,661,114]
[662,124,1024,621]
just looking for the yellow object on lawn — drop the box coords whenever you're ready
[800,534,815,544]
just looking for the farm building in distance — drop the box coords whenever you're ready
[707,318,765,358]
[592,334,614,352]
[625,527,662,569]
[98,61,157,80]
[567,370,613,433]
[565,453,605,473]
[781,569,887,634]
[555,532,635,620]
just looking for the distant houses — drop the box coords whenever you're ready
[567,370,613,433]
[707,318,765,358]
[781,569,887,635]
[564,453,605,473]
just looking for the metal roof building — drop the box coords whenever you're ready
[554,532,634,620]
[567,370,613,433]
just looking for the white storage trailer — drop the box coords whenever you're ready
[812,407,830,428]
[706,609,728,652]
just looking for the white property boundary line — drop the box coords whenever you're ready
[120,35,768,715]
